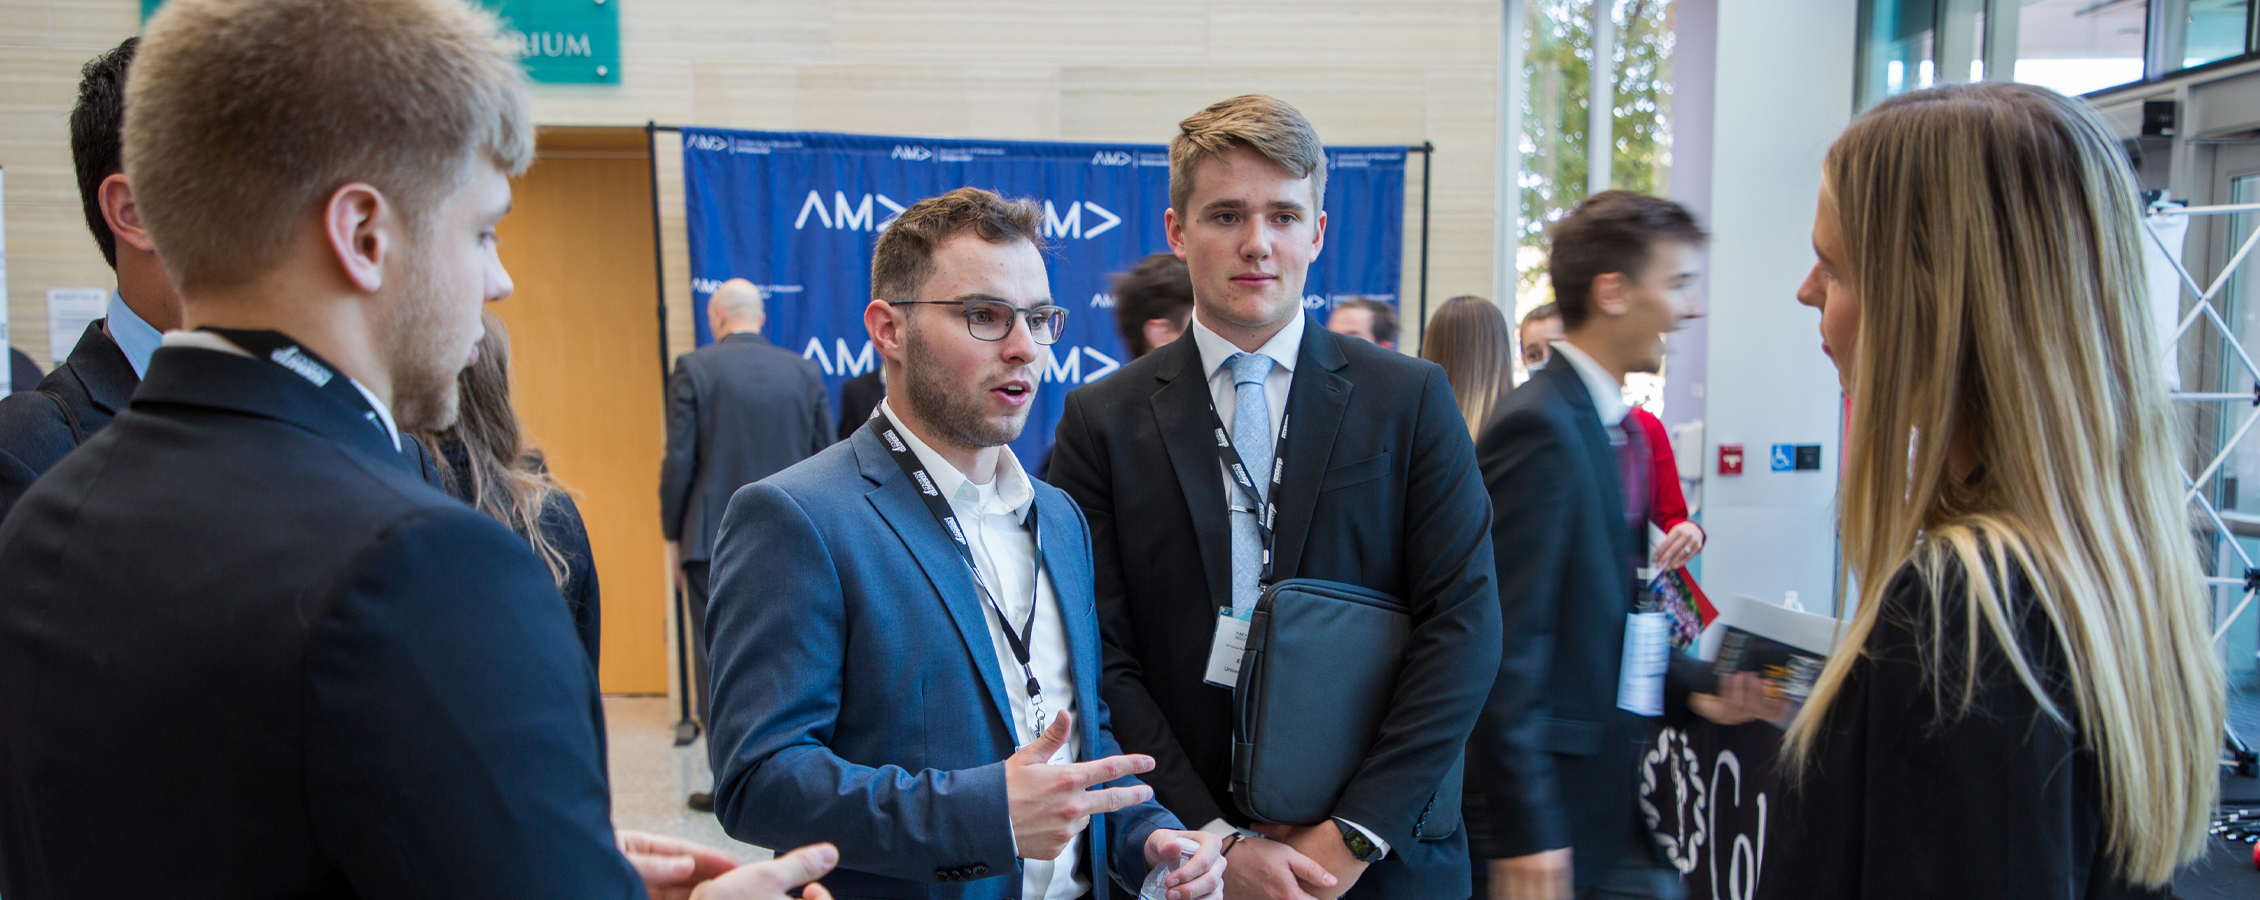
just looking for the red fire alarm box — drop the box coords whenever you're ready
[1719,443,1745,475]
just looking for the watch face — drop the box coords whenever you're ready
[1336,821,1380,861]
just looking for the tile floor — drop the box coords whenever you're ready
[603,695,770,862]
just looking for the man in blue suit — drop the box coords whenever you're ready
[706,188,1227,900]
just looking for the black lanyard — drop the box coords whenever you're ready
[200,328,392,444]
[867,412,1051,737]
[1207,396,1291,596]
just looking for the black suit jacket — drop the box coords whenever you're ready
[0,322,444,526]
[1051,324,1501,898]
[0,345,638,898]
[0,321,136,523]
[660,331,832,561]
[1466,360,1662,887]
[7,347,40,395]
[837,369,884,442]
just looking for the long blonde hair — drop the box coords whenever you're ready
[1420,295,1514,436]
[1784,82,2224,887]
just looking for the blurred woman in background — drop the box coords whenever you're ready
[1420,294,1515,437]
[1767,82,2223,898]
[416,310,601,666]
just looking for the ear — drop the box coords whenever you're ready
[323,183,390,294]
[1590,272,1632,318]
[98,174,157,254]
[1309,209,1327,259]
[865,298,908,364]
[1163,207,1187,260]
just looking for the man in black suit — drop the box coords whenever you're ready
[661,275,832,804]
[1050,94,1502,900]
[1470,191,1735,900]
[0,37,444,523]
[0,1,838,896]
[0,39,181,522]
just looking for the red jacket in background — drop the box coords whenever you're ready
[1628,407,1699,537]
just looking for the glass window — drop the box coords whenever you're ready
[2175,0,2253,70]
[2013,0,2149,96]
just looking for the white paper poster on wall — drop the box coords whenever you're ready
[47,288,107,364]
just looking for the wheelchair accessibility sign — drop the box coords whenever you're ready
[1771,444,1823,472]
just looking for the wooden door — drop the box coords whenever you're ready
[492,127,667,693]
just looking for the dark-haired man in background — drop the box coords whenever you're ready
[0,38,181,521]
[1113,252,1196,360]
[1472,190,1754,900]
[1323,298,1397,351]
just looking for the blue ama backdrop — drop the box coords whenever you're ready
[681,127,1407,463]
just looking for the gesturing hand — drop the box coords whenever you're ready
[1690,671,1797,727]
[693,843,840,900]
[1221,834,1337,900]
[1005,711,1157,860]
[618,830,743,900]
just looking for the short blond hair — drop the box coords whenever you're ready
[127,0,533,291]
[1169,95,1327,214]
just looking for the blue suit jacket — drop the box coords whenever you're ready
[706,426,1177,899]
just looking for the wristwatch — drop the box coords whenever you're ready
[1333,818,1385,863]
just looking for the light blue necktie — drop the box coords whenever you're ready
[1227,352,1276,617]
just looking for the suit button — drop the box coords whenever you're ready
[935,867,951,881]
[973,863,989,876]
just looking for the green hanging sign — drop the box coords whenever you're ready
[141,0,619,86]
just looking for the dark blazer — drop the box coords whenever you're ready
[428,435,603,666]
[0,321,136,522]
[0,345,638,898]
[1758,558,2164,900]
[706,427,1177,899]
[1049,325,1502,898]
[1466,360,1659,887]
[660,331,832,562]
[837,369,884,442]
[0,322,445,525]
[7,347,40,395]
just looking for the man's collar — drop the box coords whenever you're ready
[1550,340,1628,427]
[1190,308,1304,380]
[106,291,163,380]
[160,330,403,451]
[878,399,1032,519]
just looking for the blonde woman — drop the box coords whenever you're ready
[1765,82,2224,898]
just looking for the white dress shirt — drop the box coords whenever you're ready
[159,331,403,451]
[1182,312,1391,858]
[1549,340,1629,428]
[879,401,1086,900]
[105,291,163,379]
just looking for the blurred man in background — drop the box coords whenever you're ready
[1324,298,1397,350]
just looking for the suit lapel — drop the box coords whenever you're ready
[1543,363,1635,592]
[1033,489,1104,758]
[1268,327,1349,581]
[1150,339,1235,612]
[853,432,1017,734]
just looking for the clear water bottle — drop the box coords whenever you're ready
[1138,837,1199,900]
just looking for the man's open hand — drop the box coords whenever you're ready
[1006,711,1157,860]
[694,843,839,900]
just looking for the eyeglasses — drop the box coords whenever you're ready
[889,300,1070,345]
